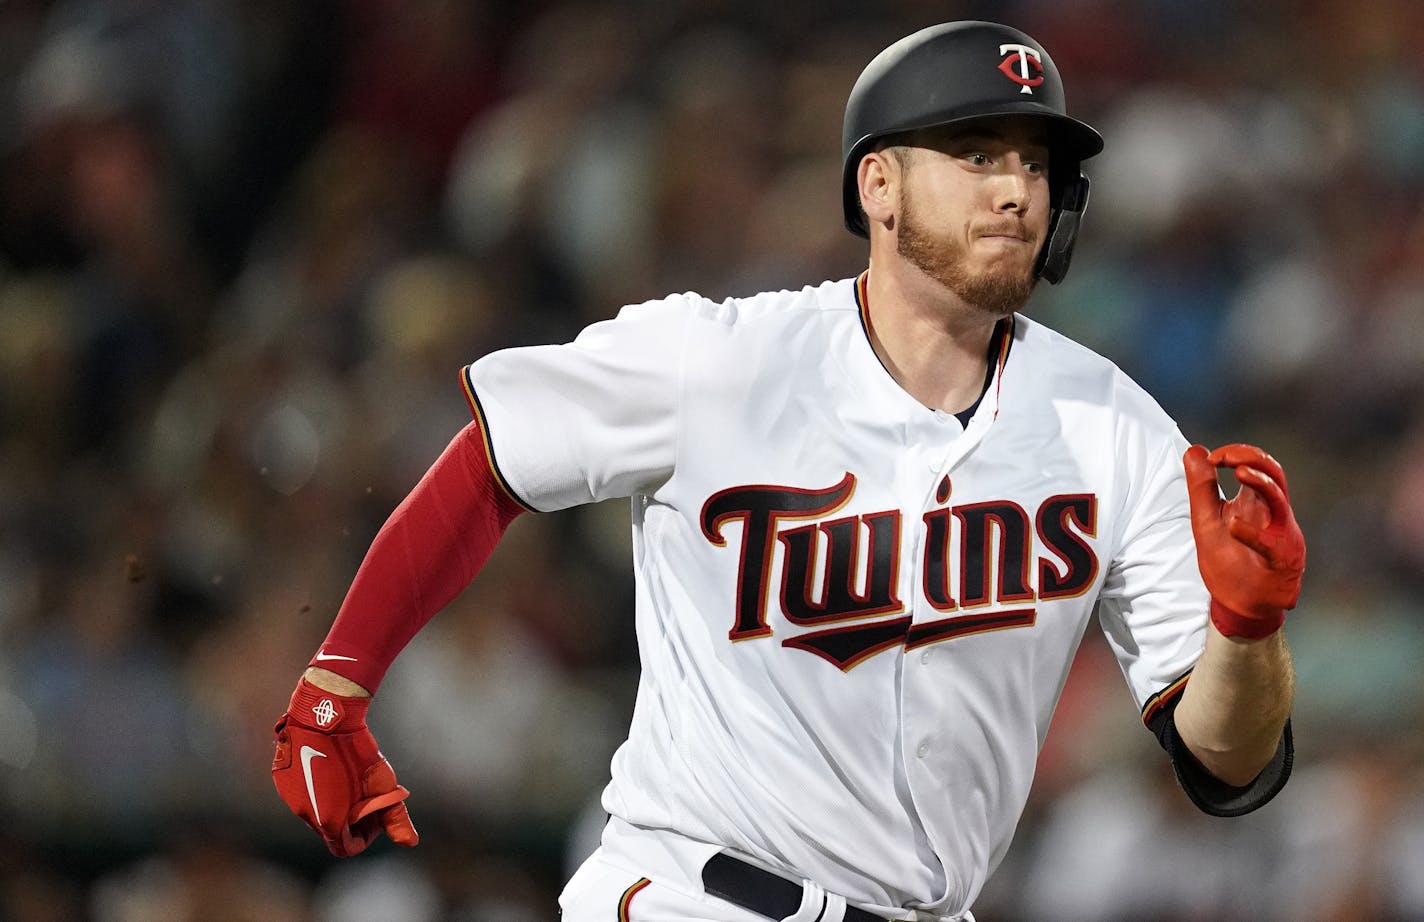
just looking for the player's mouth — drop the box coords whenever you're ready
[975,224,1033,243]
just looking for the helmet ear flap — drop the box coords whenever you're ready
[1036,171,1090,285]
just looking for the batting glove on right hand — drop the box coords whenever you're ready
[1184,443,1306,640]
[272,678,419,857]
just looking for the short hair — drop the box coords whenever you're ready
[872,134,916,169]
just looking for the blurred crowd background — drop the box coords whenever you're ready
[0,0,1421,919]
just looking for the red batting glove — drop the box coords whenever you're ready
[1183,443,1306,640]
[272,678,419,857]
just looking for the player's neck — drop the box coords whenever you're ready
[862,262,1000,416]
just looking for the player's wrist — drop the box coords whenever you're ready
[285,676,372,733]
[303,666,372,698]
[1208,597,1285,641]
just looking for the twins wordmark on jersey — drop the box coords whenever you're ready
[701,471,1098,670]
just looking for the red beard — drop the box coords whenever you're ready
[896,185,1039,317]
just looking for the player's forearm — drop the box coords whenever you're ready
[301,418,526,694]
[1173,626,1295,787]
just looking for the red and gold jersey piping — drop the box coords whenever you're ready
[459,365,539,514]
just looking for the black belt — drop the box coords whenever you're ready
[702,852,883,922]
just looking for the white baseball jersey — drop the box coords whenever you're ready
[462,273,1209,917]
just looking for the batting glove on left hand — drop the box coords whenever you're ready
[1184,443,1306,640]
[272,678,419,857]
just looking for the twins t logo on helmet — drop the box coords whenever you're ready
[997,43,1044,94]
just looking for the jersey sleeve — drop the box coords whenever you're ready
[460,295,691,512]
[1096,432,1210,714]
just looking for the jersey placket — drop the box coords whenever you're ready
[890,342,1013,914]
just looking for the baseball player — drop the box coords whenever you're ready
[272,21,1304,922]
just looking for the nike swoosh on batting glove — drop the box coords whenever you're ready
[272,678,419,857]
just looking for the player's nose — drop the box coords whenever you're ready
[992,166,1034,214]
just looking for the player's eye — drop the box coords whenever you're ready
[964,152,991,167]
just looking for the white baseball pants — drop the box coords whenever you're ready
[557,816,971,922]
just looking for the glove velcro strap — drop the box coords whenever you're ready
[286,678,372,733]
[1209,598,1285,641]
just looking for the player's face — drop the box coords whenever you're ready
[894,117,1052,317]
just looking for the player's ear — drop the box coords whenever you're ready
[857,150,899,232]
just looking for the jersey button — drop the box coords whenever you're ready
[920,650,933,665]
[916,742,931,758]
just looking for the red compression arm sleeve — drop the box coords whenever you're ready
[309,419,527,692]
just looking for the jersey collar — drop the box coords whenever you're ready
[853,269,1016,425]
